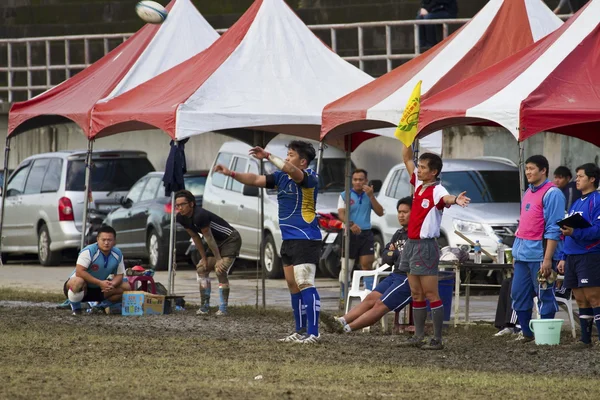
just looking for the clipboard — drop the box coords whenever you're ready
[557,213,592,229]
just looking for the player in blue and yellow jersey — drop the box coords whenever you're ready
[63,225,130,315]
[214,140,322,344]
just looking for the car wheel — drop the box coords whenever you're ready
[38,224,61,266]
[324,249,341,279]
[373,232,385,260]
[438,234,449,249]
[147,229,168,270]
[190,248,201,266]
[1,252,8,264]
[262,233,283,279]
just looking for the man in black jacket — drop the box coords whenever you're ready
[416,0,458,51]
[335,197,413,332]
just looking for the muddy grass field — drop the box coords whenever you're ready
[1,290,599,399]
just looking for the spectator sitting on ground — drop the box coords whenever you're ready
[416,0,458,52]
[335,197,413,332]
[64,225,130,315]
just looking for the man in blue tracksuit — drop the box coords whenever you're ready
[511,155,565,342]
[558,163,600,347]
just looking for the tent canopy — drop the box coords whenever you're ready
[90,0,372,147]
[320,0,562,147]
[8,0,218,138]
[418,0,600,147]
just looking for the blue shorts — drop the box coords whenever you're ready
[564,253,600,289]
[373,272,412,311]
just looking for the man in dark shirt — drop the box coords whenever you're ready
[175,189,242,316]
[416,0,458,51]
[335,197,413,332]
[553,166,582,212]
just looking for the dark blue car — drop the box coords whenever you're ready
[104,170,208,270]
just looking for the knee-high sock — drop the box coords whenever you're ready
[218,284,230,312]
[430,300,444,341]
[580,307,594,344]
[516,310,533,337]
[301,287,321,336]
[291,292,304,333]
[198,277,211,308]
[70,301,82,312]
[412,301,427,338]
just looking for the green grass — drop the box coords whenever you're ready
[0,287,64,303]
[0,304,598,399]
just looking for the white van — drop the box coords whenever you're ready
[202,135,355,278]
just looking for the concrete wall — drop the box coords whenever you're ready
[1,108,597,182]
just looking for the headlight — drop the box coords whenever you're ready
[453,219,486,234]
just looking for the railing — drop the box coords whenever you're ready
[0,14,570,104]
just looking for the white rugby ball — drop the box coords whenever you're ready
[136,1,168,24]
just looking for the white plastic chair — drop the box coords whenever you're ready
[345,263,393,331]
[533,277,576,339]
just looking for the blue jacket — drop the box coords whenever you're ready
[562,191,600,257]
[513,180,565,262]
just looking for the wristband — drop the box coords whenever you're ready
[231,171,236,179]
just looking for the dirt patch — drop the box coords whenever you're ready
[1,304,599,399]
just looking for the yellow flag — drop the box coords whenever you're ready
[394,80,422,147]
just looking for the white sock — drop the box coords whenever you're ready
[336,316,347,325]
[343,324,352,333]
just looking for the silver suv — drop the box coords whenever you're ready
[370,157,521,259]
[1,150,154,265]
[202,135,355,278]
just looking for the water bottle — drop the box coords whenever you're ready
[496,239,505,264]
[473,240,482,264]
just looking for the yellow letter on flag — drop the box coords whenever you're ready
[394,80,422,147]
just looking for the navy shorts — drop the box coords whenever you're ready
[348,230,375,260]
[63,280,105,302]
[281,240,322,266]
[373,272,412,311]
[564,253,600,289]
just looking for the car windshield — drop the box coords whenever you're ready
[264,158,355,193]
[66,158,155,192]
[440,170,521,203]
[184,175,207,197]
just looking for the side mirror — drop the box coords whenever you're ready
[243,185,259,197]
[369,179,383,194]
[120,196,133,208]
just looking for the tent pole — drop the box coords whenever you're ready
[260,131,266,309]
[0,137,11,267]
[518,141,526,196]
[316,140,325,175]
[167,141,178,296]
[79,139,94,250]
[341,135,352,311]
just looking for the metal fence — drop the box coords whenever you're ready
[0,17,469,103]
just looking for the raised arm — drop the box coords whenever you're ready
[213,164,267,187]
[402,143,416,177]
[249,146,305,184]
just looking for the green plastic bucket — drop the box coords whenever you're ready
[529,319,564,345]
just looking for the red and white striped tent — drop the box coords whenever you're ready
[320,0,562,149]
[8,0,219,138]
[90,0,372,145]
[418,0,600,147]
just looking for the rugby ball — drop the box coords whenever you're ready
[136,1,168,24]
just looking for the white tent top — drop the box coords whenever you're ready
[9,0,218,138]
[90,0,373,144]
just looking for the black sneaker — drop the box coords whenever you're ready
[71,309,83,316]
[570,340,592,349]
[397,336,427,348]
[421,338,444,350]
